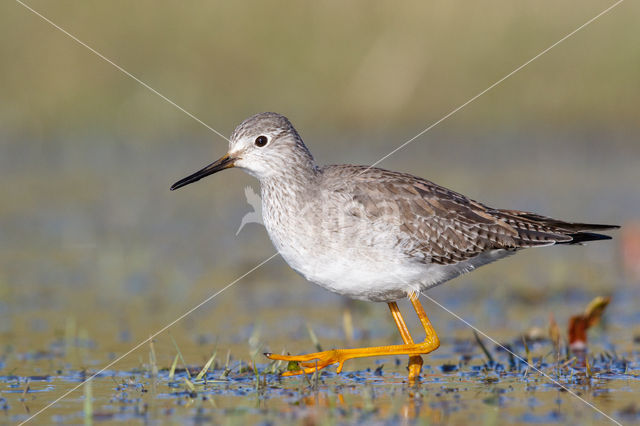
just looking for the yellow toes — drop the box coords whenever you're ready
[264,351,344,375]
[264,351,330,363]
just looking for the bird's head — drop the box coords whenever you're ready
[171,112,315,190]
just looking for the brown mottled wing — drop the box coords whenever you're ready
[322,165,616,265]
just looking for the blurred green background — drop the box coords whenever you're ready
[0,0,639,422]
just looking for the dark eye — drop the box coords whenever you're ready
[254,136,268,147]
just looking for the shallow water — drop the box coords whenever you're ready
[2,333,639,425]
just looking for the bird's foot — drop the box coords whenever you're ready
[265,340,438,378]
[265,349,348,376]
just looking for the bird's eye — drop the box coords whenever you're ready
[254,136,268,147]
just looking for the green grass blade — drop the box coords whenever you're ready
[195,352,216,381]
[183,377,195,392]
[170,334,191,379]
[168,354,179,381]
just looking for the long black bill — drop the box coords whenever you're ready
[170,154,235,191]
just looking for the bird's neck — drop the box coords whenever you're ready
[259,162,320,227]
[260,162,319,198]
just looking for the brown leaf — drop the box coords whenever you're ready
[568,315,588,351]
[568,296,611,351]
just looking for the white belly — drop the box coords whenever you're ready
[276,241,421,301]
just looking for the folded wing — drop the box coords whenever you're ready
[323,165,618,266]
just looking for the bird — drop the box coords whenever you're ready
[171,112,619,381]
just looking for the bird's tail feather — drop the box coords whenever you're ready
[560,231,614,245]
[494,209,620,246]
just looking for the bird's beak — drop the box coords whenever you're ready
[170,153,235,191]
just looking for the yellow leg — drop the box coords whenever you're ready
[388,301,413,343]
[389,301,423,381]
[409,292,439,347]
[265,292,439,377]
